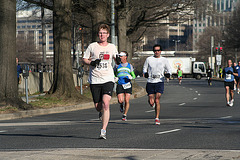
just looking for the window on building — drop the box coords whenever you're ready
[49,47,54,50]
[49,36,53,39]
[49,41,54,44]
[22,26,26,28]
[17,26,21,29]
[32,25,36,28]
[27,25,31,28]
[49,30,53,33]
[199,29,202,32]
[39,36,42,39]
[199,23,201,27]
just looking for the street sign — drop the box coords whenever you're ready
[216,55,222,66]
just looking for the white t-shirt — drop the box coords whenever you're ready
[143,56,172,83]
[83,42,118,84]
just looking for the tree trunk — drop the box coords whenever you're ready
[117,0,132,61]
[49,0,81,99]
[90,1,109,42]
[0,0,30,109]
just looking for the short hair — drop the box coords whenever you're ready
[152,44,162,51]
[98,24,110,33]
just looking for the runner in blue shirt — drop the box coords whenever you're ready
[235,61,240,94]
[223,60,238,106]
[114,51,136,121]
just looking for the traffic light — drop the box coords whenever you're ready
[216,47,219,54]
[220,47,223,54]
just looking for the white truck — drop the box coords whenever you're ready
[166,57,206,80]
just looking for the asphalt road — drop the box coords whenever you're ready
[0,78,240,150]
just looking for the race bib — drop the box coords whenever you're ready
[226,74,231,80]
[96,61,108,71]
[152,75,160,79]
[122,82,131,89]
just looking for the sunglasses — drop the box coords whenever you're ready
[154,50,161,52]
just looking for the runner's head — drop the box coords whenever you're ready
[98,24,110,42]
[118,51,128,63]
[227,59,232,67]
[153,44,162,58]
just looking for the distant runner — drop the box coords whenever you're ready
[223,60,238,107]
[206,66,213,86]
[177,66,183,85]
[143,44,171,125]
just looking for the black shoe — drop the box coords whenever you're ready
[99,112,102,121]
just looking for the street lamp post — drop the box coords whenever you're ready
[173,40,180,51]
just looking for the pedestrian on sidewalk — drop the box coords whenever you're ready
[83,24,118,139]
[177,66,183,85]
[16,57,22,85]
[143,44,171,125]
[114,51,136,121]
[223,60,238,107]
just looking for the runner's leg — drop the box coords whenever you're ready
[148,94,155,107]
[124,93,131,115]
[155,93,161,119]
[102,94,111,130]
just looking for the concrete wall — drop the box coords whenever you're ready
[18,72,88,95]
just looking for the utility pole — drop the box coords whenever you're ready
[211,36,214,70]
[41,0,46,64]
[111,0,115,45]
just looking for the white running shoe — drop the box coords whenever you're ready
[227,101,230,106]
[230,99,234,107]
[155,118,160,125]
[99,129,106,139]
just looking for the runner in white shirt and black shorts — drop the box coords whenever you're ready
[83,24,118,139]
[143,44,171,125]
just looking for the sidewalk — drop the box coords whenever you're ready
[0,87,146,121]
[0,148,240,160]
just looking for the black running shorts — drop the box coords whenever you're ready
[224,81,234,90]
[90,82,114,103]
[116,83,132,95]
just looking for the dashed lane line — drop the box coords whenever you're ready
[0,130,7,133]
[156,129,181,135]
[145,110,155,113]
[179,103,186,106]
[220,116,232,119]
[193,98,198,100]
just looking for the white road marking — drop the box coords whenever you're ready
[198,94,201,96]
[179,103,186,106]
[156,129,181,135]
[145,110,155,113]
[190,88,193,90]
[193,98,198,100]
[195,91,198,93]
[182,87,185,88]
[0,121,71,127]
[0,130,7,133]
[220,116,232,119]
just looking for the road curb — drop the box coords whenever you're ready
[0,87,146,121]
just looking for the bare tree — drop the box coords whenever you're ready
[0,0,31,109]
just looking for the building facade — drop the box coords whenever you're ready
[193,0,239,50]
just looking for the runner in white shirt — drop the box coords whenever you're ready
[83,24,118,139]
[143,44,171,125]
